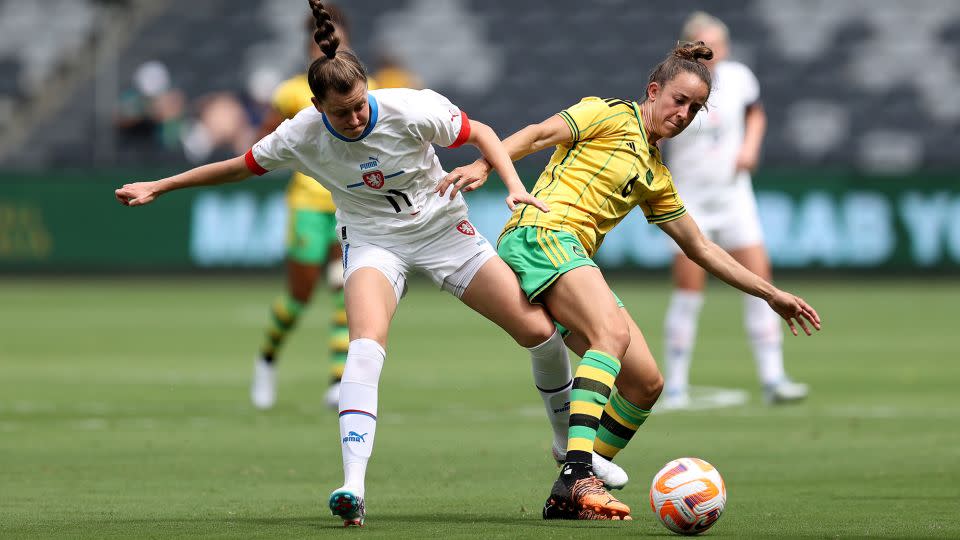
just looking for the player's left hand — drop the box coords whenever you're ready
[506,191,549,213]
[436,160,491,200]
[767,290,821,336]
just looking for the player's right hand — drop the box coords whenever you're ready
[767,290,821,336]
[115,182,159,206]
[436,160,491,200]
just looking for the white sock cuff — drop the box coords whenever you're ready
[342,339,385,385]
[527,328,563,353]
[670,289,704,312]
[528,329,571,392]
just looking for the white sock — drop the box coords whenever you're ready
[338,338,385,498]
[664,290,704,394]
[744,295,785,385]
[528,329,571,452]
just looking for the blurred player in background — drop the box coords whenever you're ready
[661,12,808,408]
[251,4,372,411]
[117,1,613,526]
[441,41,820,520]
[370,53,422,90]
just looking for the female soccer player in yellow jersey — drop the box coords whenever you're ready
[251,4,373,411]
[438,41,821,520]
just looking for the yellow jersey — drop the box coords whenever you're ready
[271,74,379,212]
[502,97,686,256]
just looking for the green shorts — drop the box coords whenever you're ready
[497,226,599,302]
[498,226,624,336]
[287,209,339,265]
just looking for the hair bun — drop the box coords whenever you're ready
[674,41,714,63]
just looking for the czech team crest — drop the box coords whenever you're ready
[456,220,476,236]
[363,171,385,189]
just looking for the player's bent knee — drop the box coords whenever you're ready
[617,371,663,406]
[508,319,556,348]
[595,324,631,359]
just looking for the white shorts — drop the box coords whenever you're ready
[341,218,497,302]
[675,180,764,253]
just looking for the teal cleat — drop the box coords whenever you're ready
[329,489,365,527]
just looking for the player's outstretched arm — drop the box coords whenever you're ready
[437,114,573,204]
[115,155,252,207]
[437,119,549,212]
[659,214,821,336]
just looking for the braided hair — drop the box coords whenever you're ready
[306,0,366,101]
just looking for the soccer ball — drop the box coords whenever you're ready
[649,457,726,535]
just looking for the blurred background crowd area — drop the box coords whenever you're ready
[1,0,958,171]
[1,0,958,273]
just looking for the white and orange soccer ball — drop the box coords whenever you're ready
[649,457,726,535]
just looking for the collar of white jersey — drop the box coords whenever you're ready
[321,93,379,143]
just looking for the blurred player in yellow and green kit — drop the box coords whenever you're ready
[252,4,384,409]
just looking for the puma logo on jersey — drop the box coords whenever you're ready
[360,156,380,170]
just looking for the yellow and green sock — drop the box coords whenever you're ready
[595,392,651,460]
[330,288,348,383]
[567,350,621,465]
[260,295,304,363]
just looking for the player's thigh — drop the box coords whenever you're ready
[285,259,322,302]
[615,310,663,408]
[672,252,707,291]
[728,244,771,281]
[542,265,629,357]
[459,256,556,348]
[342,244,406,346]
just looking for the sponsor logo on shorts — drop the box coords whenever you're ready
[363,171,385,189]
[570,244,586,258]
[342,431,368,443]
[456,220,475,236]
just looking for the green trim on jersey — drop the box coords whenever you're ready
[287,210,339,264]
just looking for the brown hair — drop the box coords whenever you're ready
[306,0,366,101]
[643,41,714,102]
[305,2,348,37]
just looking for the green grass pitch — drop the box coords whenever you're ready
[2,277,959,538]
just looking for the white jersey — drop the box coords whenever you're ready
[665,60,760,204]
[245,88,472,247]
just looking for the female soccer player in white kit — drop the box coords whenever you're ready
[662,12,808,408]
[115,0,631,527]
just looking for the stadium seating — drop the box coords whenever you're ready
[4,0,958,171]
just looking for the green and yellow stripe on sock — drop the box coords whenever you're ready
[260,295,304,360]
[595,392,651,460]
[330,288,348,382]
[567,350,621,464]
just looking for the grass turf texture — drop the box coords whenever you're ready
[1,277,958,538]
